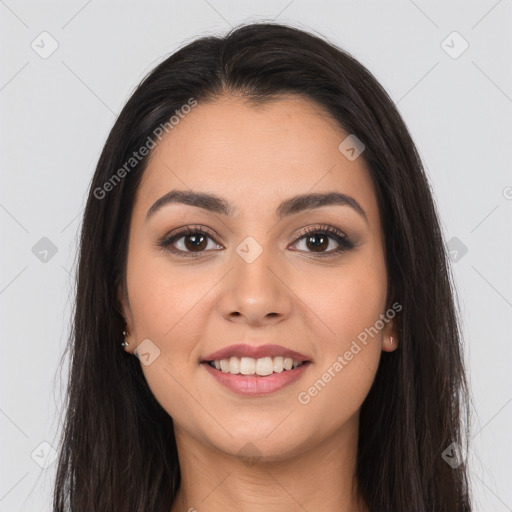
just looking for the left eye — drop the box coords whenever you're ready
[293,233,342,253]
[290,227,354,256]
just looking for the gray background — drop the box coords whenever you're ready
[1,0,511,510]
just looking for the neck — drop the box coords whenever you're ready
[170,414,368,512]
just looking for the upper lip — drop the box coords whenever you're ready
[202,343,311,362]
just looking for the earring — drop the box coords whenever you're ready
[121,330,129,348]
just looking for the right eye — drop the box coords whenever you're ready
[158,227,224,258]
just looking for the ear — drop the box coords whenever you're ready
[381,315,399,353]
[117,282,134,348]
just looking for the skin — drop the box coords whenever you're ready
[118,94,398,512]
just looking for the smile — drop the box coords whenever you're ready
[206,356,307,376]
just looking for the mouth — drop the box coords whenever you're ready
[200,343,312,378]
[203,356,312,377]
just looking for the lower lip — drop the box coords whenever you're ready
[201,362,311,396]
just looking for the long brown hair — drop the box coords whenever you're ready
[53,22,472,511]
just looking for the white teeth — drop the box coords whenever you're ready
[255,357,273,376]
[273,356,284,373]
[209,356,305,376]
[229,356,240,374]
[240,357,255,375]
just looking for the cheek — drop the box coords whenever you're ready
[302,248,387,348]
[293,252,387,416]
[125,248,214,424]
[126,244,215,343]
[325,271,387,343]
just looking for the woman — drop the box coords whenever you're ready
[53,22,472,511]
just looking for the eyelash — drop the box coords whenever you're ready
[157,224,355,259]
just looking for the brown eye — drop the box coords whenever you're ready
[291,225,355,257]
[159,227,223,257]
[304,233,330,252]
[183,233,208,252]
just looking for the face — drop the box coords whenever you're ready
[118,94,398,461]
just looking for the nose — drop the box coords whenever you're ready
[217,243,293,327]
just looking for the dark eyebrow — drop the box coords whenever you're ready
[276,192,368,224]
[146,190,368,224]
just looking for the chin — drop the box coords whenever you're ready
[198,418,312,463]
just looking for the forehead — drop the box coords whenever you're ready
[134,95,379,226]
